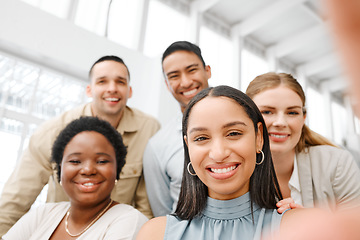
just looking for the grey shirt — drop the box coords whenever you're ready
[143,114,184,216]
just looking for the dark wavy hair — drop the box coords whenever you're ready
[175,85,282,220]
[51,116,127,181]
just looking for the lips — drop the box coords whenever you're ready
[104,97,120,102]
[207,164,239,180]
[182,88,198,97]
[269,132,289,142]
[75,181,102,192]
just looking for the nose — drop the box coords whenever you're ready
[107,81,118,93]
[80,161,97,176]
[179,74,192,88]
[273,113,287,127]
[209,138,230,162]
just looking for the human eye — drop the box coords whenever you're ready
[188,67,197,73]
[288,111,300,116]
[193,135,209,142]
[260,110,272,115]
[97,159,110,164]
[227,131,242,137]
[168,74,179,81]
[68,159,81,164]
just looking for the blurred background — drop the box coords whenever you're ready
[0,0,359,205]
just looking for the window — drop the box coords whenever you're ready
[240,49,269,91]
[0,52,87,204]
[200,27,234,88]
[143,0,188,57]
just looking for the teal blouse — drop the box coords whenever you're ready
[164,192,283,240]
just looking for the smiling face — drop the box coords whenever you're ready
[185,96,263,200]
[86,60,132,121]
[162,50,211,112]
[60,131,117,207]
[252,85,306,158]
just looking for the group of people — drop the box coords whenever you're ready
[1,10,360,238]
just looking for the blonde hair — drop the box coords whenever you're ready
[246,72,337,152]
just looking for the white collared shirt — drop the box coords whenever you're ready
[288,155,303,205]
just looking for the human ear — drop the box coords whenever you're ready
[86,85,92,97]
[256,122,264,151]
[184,135,188,146]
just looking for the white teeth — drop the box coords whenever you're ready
[83,183,94,186]
[211,165,236,174]
[183,89,197,96]
[105,98,119,102]
[270,134,287,138]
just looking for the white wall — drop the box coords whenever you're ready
[0,0,180,124]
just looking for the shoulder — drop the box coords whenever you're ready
[126,106,160,127]
[136,216,167,240]
[300,145,354,164]
[33,104,87,139]
[307,145,350,156]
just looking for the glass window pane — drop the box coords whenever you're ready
[107,0,142,49]
[200,27,234,88]
[307,87,327,137]
[241,49,269,91]
[331,102,347,145]
[75,0,110,36]
[143,0,188,57]
[0,119,23,193]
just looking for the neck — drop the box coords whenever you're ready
[272,150,295,198]
[66,199,113,236]
[90,105,123,128]
[272,150,295,175]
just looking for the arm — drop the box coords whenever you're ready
[136,216,166,240]
[0,125,54,236]
[332,150,360,208]
[143,141,173,217]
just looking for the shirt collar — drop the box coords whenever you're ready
[85,103,138,135]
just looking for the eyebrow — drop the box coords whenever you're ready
[96,76,127,81]
[65,152,113,158]
[259,105,302,109]
[189,121,247,134]
[166,63,199,77]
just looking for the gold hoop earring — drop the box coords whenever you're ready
[115,179,118,184]
[256,150,264,165]
[59,181,62,186]
[187,162,197,176]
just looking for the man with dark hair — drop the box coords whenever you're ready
[0,55,160,236]
[143,41,211,216]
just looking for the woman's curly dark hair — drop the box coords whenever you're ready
[51,116,127,181]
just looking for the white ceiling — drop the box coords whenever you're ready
[165,0,346,100]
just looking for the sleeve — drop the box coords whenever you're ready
[332,149,360,208]
[0,124,55,236]
[132,118,161,219]
[143,140,173,217]
[103,208,149,240]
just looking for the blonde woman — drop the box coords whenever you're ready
[246,72,360,211]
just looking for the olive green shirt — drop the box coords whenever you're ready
[0,103,160,236]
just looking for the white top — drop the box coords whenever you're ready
[288,156,303,205]
[3,202,148,240]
